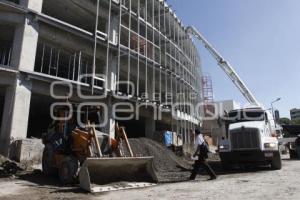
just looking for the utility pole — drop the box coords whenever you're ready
[271,97,281,127]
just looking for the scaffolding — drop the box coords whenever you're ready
[28,0,202,143]
[202,74,213,103]
[202,74,215,117]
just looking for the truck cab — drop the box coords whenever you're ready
[219,107,282,170]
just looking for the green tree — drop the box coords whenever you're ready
[279,117,290,125]
[290,119,300,125]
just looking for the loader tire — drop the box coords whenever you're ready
[58,156,79,184]
[271,152,282,170]
[42,144,57,176]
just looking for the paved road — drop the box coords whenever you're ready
[0,159,299,200]
[102,159,300,200]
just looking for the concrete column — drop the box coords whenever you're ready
[0,0,42,156]
[104,96,115,139]
[11,0,42,71]
[104,7,119,137]
[107,54,117,92]
[108,9,119,46]
[0,76,32,156]
[107,11,119,91]
[20,0,43,13]
[104,52,117,138]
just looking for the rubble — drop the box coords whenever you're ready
[0,155,25,177]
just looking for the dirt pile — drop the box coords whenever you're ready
[123,138,193,183]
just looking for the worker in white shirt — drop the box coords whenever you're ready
[190,129,217,180]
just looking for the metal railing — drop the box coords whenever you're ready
[34,41,104,87]
[0,43,12,67]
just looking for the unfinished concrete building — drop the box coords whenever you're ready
[0,0,203,157]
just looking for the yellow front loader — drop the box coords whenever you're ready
[42,107,157,192]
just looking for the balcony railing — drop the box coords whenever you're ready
[34,41,105,88]
[0,42,12,67]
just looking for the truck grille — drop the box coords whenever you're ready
[230,128,260,150]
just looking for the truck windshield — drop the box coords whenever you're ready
[227,110,265,123]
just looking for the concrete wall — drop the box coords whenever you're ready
[214,100,241,116]
[0,77,32,155]
[0,0,43,156]
[202,100,241,145]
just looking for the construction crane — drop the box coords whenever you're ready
[186,26,259,106]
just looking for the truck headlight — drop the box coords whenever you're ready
[264,143,277,148]
[219,145,229,149]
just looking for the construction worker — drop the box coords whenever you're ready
[295,134,300,159]
[190,129,217,180]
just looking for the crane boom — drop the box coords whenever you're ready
[186,26,259,106]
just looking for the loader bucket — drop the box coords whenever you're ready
[79,156,158,193]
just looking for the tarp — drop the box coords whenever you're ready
[164,131,173,147]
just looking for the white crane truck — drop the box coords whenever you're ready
[187,26,281,170]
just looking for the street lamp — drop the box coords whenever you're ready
[271,98,281,125]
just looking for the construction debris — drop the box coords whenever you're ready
[0,155,25,177]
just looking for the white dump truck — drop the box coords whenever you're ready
[218,107,282,169]
[186,26,281,170]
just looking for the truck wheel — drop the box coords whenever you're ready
[42,144,57,176]
[271,152,282,170]
[58,156,79,184]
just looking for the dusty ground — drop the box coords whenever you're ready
[0,158,299,200]
[103,158,300,200]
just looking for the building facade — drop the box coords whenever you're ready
[0,0,203,155]
[274,109,280,123]
[290,108,300,120]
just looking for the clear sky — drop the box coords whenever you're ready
[168,0,300,118]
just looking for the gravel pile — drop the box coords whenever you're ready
[122,138,193,183]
